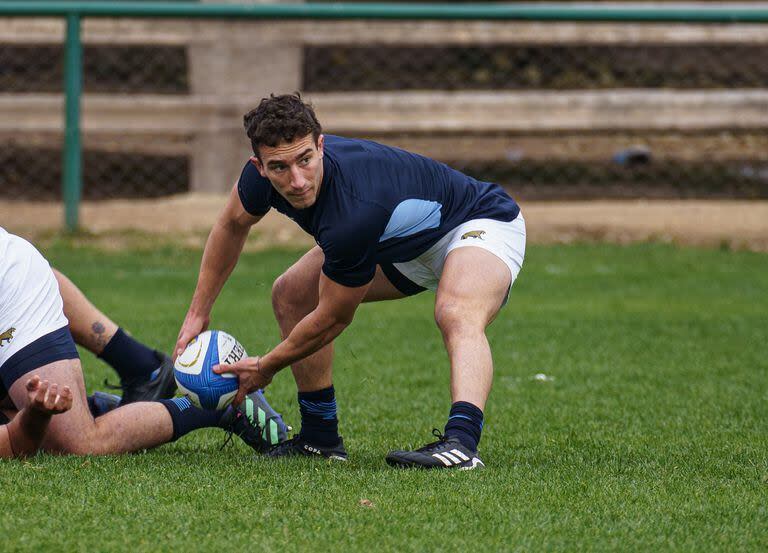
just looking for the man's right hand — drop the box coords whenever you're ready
[173,311,210,361]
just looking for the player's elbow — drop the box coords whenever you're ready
[334,313,355,329]
[319,310,354,334]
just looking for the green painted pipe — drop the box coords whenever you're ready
[62,12,82,232]
[0,2,767,23]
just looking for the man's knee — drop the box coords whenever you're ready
[272,271,317,322]
[43,411,100,455]
[434,300,485,337]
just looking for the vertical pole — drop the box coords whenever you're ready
[63,12,83,232]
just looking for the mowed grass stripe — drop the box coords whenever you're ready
[0,243,766,551]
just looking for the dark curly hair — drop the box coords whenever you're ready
[243,93,322,160]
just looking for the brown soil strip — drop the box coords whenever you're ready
[2,196,766,252]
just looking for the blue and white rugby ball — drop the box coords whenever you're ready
[174,330,244,410]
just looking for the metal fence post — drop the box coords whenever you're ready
[63,12,83,232]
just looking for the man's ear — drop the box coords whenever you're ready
[250,155,267,178]
[317,134,324,159]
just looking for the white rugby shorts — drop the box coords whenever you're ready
[0,227,70,370]
[393,214,526,298]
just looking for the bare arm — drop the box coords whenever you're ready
[175,184,261,358]
[261,272,370,374]
[3,406,52,458]
[0,376,73,459]
[0,425,12,458]
[218,273,371,404]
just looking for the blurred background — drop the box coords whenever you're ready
[1,0,767,246]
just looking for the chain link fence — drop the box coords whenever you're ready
[2,9,768,201]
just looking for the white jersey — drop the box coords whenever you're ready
[0,227,69,369]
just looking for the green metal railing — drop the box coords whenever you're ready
[3,2,768,230]
[4,2,768,21]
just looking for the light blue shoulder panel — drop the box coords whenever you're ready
[379,199,442,242]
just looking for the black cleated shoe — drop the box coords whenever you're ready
[266,435,348,461]
[219,390,291,453]
[119,351,177,405]
[386,429,485,470]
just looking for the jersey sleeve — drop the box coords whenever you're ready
[236,159,272,216]
[319,205,388,288]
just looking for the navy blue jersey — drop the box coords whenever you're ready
[238,135,520,287]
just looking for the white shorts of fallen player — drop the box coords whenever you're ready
[0,227,69,369]
[393,214,526,301]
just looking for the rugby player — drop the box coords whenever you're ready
[0,227,288,457]
[175,93,525,470]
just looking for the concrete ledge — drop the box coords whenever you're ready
[313,90,768,132]
[2,17,768,45]
[4,90,768,135]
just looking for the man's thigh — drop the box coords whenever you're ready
[282,246,406,304]
[436,247,513,325]
[7,358,94,453]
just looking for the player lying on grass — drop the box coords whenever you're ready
[0,375,72,458]
[175,93,526,470]
[0,226,288,456]
[1,266,176,427]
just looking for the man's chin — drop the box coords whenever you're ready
[289,197,316,209]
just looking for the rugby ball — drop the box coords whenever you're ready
[174,330,244,410]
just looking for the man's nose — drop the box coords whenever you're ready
[289,166,304,188]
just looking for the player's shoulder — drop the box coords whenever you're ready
[324,135,407,166]
[237,157,273,216]
[325,134,431,190]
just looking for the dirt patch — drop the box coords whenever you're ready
[3,195,767,252]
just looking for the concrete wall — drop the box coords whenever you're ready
[2,11,767,191]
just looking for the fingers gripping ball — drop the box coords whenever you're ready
[173,330,244,411]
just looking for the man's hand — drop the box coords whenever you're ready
[213,356,273,406]
[26,375,73,416]
[174,311,210,361]
[2,376,73,458]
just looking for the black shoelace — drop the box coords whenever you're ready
[416,428,450,453]
[219,410,286,453]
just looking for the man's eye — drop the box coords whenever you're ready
[299,157,311,166]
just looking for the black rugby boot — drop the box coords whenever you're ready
[219,390,291,453]
[266,435,348,461]
[386,429,484,470]
[119,351,177,404]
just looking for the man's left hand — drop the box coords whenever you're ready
[213,356,273,406]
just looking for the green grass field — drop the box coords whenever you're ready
[2,241,767,551]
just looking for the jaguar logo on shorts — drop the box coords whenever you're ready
[0,327,15,347]
[461,230,486,240]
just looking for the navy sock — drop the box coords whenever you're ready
[444,401,484,451]
[298,386,339,447]
[99,328,159,385]
[159,397,225,441]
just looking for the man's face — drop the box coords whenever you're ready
[253,134,324,209]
